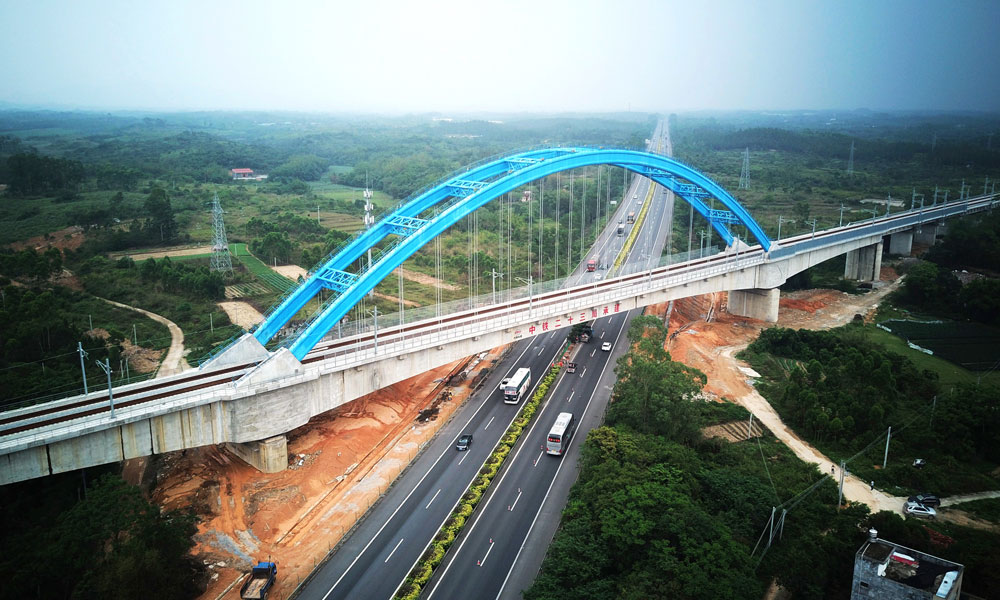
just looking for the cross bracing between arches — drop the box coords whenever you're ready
[253,148,772,359]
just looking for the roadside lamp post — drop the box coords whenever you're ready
[96,358,115,418]
[839,204,846,227]
[698,229,708,258]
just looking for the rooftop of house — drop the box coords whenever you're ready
[857,537,962,598]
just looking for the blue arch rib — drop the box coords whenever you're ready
[256,148,769,359]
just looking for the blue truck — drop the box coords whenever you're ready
[240,562,277,600]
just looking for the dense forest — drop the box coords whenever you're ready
[527,317,872,600]
[0,472,204,600]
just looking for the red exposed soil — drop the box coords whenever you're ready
[148,347,508,600]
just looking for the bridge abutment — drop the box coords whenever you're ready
[727,288,780,322]
[225,435,288,473]
[843,242,883,281]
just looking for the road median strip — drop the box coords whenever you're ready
[609,179,656,276]
[394,355,565,600]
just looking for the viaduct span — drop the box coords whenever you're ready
[0,147,995,485]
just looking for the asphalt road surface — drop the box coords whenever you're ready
[296,119,674,600]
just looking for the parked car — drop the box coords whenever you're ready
[907,493,941,508]
[601,342,612,352]
[456,434,473,451]
[903,501,936,519]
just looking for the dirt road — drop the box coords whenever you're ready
[665,278,913,514]
[98,297,189,376]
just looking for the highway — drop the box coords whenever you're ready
[421,121,675,600]
[295,119,673,600]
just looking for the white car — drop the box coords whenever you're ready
[498,378,510,391]
[903,501,936,519]
[601,342,612,352]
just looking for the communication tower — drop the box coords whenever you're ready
[847,140,855,176]
[738,147,750,190]
[210,192,234,276]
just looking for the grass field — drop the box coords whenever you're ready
[879,320,1000,371]
[231,243,294,292]
[866,327,1000,387]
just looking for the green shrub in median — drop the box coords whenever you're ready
[394,357,565,600]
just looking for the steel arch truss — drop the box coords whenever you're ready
[255,148,771,359]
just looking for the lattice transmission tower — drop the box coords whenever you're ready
[738,147,750,190]
[210,192,234,276]
[847,140,855,176]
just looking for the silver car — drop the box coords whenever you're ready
[903,501,936,519]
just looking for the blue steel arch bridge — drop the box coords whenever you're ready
[253,147,772,361]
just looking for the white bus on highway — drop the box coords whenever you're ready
[546,412,576,456]
[503,368,532,404]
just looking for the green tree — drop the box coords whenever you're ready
[143,186,178,242]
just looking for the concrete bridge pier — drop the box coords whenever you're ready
[224,435,288,473]
[888,231,913,256]
[914,223,941,245]
[844,242,883,281]
[727,288,780,322]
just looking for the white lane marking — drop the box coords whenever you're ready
[458,451,470,466]
[424,351,572,599]
[384,538,404,563]
[533,450,543,467]
[425,489,441,510]
[484,416,495,430]
[537,346,545,356]
[508,489,523,512]
[600,331,605,339]
[609,317,614,325]
[590,349,596,357]
[477,539,496,567]
[322,335,527,600]
[567,391,575,403]
[580,366,587,377]
[494,309,631,600]
[392,341,566,600]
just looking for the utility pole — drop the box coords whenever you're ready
[882,426,892,469]
[96,358,115,418]
[777,215,791,240]
[369,306,380,354]
[77,342,89,396]
[839,204,846,227]
[490,268,504,305]
[838,460,846,508]
[806,219,817,238]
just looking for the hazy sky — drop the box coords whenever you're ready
[1,0,998,113]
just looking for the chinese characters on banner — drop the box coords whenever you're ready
[513,302,621,341]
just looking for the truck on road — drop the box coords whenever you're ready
[627,212,635,224]
[586,257,597,272]
[241,562,277,600]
